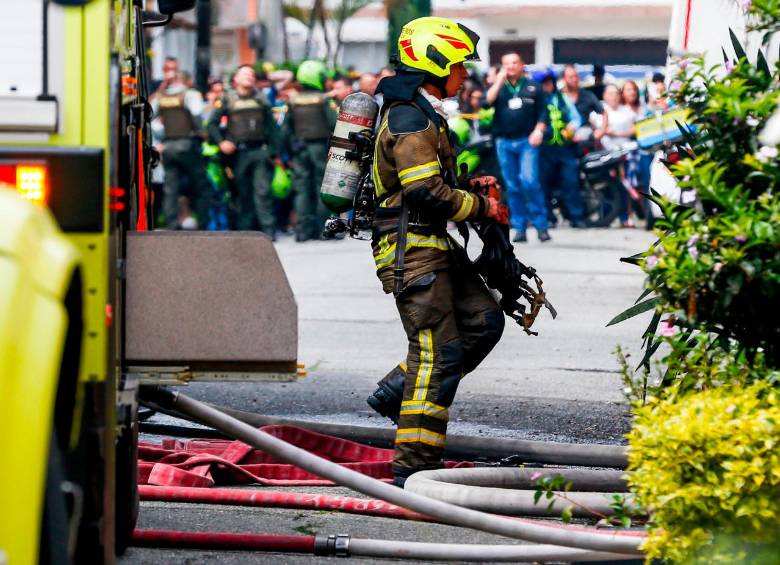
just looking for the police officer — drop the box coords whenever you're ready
[282,60,337,241]
[208,64,280,236]
[364,17,505,487]
[534,68,586,228]
[152,70,212,229]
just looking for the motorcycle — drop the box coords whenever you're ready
[577,139,642,228]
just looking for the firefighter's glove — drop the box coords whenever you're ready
[478,223,535,283]
[468,175,499,194]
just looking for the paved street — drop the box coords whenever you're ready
[124,225,655,564]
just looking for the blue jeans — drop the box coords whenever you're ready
[495,137,549,232]
[539,144,584,223]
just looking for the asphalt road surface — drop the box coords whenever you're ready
[124,225,655,564]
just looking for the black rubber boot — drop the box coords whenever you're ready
[366,366,406,424]
[392,465,440,489]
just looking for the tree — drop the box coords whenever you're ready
[384,0,431,60]
[332,0,373,66]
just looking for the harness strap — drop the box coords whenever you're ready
[393,195,409,297]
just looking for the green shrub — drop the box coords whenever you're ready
[628,381,780,564]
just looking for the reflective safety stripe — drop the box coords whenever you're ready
[400,400,449,420]
[373,120,389,197]
[450,190,476,222]
[398,161,440,186]
[373,234,449,269]
[413,329,434,401]
[399,361,408,373]
[396,427,447,447]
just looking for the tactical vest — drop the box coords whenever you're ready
[226,93,266,143]
[545,92,572,146]
[289,92,330,140]
[158,91,199,138]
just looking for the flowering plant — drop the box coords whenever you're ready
[611,27,780,386]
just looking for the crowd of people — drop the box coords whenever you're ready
[150,56,394,240]
[455,57,674,239]
[150,54,673,241]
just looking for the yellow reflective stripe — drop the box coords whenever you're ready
[399,167,440,186]
[373,120,389,197]
[413,329,434,401]
[374,234,396,264]
[400,400,449,420]
[396,427,446,447]
[398,161,440,186]
[398,160,439,178]
[451,190,476,222]
[399,362,408,373]
[373,234,449,269]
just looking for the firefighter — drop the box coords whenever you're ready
[208,64,280,236]
[365,17,505,487]
[282,60,338,241]
[152,70,212,229]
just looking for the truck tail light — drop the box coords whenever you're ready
[0,163,49,206]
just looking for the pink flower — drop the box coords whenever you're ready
[670,80,683,92]
[757,145,778,163]
[725,60,735,73]
[714,262,723,273]
[645,255,659,268]
[659,318,677,337]
[734,235,747,243]
[741,0,752,11]
[689,247,699,260]
[686,234,700,247]
[678,58,689,70]
[530,472,543,481]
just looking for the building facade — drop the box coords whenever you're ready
[340,0,673,72]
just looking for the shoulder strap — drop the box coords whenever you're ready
[393,195,409,297]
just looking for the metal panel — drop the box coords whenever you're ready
[0,146,104,232]
[125,232,298,370]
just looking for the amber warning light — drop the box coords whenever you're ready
[0,163,49,206]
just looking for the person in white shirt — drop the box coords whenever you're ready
[600,84,636,151]
[597,84,640,227]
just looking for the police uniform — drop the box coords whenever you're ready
[369,79,505,478]
[283,90,337,241]
[154,85,212,229]
[208,90,280,234]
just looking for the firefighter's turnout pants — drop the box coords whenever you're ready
[387,261,504,474]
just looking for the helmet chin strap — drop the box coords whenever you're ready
[423,74,449,99]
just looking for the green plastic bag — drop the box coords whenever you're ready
[271,164,292,200]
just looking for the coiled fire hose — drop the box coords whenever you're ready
[138,388,645,557]
[142,399,629,468]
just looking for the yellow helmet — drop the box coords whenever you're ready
[396,17,480,78]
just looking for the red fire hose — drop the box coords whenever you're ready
[139,485,431,522]
[132,529,315,553]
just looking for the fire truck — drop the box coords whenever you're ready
[0,1,298,563]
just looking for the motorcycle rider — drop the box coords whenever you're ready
[365,17,505,487]
[533,68,586,228]
[282,60,338,241]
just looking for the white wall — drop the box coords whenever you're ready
[339,11,671,71]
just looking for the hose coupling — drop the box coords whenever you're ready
[314,533,351,557]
